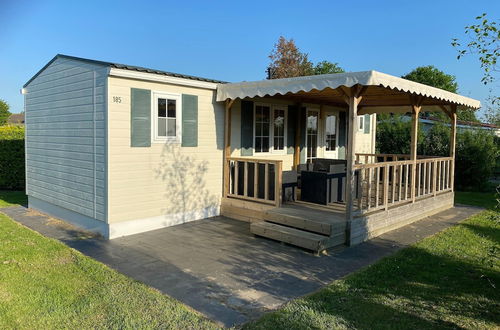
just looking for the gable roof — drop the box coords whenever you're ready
[217,71,481,110]
[23,54,226,88]
[7,113,25,124]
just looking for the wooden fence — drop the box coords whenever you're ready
[225,157,283,206]
[353,157,453,213]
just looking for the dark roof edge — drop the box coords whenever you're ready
[23,54,227,88]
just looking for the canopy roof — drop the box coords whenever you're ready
[217,71,481,112]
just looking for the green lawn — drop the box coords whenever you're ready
[0,190,27,208]
[1,190,499,329]
[455,190,498,209]
[246,193,500,329]
[0,214,217,328]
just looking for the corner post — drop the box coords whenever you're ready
[340,86,364,245]
[410,96,422,203]
[223,99,234,198]
[449,105,457,191]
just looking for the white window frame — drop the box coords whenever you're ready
[358,115,364,131]
[152,91,182,143]
[253,103,288,155]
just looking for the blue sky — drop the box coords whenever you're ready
[1,0,498,117]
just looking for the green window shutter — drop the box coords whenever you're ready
[181,94,198,147]
[364,114,371,134]
[338,111,346,159]
[131,88,151,147]
[299,107,306,163]
[240,100,254,156]
[287,105,297,154]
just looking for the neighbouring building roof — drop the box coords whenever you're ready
[23,54,227,88]
[7,113,25,124]
[421,115,500,130]
[216,71,481,111]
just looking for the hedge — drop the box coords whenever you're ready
[0,125,25,190]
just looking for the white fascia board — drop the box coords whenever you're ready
[109,68,219,90]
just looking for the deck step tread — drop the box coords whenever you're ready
[251,221,342,252]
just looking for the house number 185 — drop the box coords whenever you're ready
[112,96,122,103]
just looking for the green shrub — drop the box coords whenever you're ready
[376,114,425,154]
[0,125,25,190]
[455,129,499,191]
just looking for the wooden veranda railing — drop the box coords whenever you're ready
[353,156,453,213]
[355,153,442,164]
[225,157,283,206]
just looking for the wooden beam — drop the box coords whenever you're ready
[223,99,234,197]
[344,86,364,245]
[438,105,453,119]
[410,100,421,203]
[449,104,457,191]
[293,102,302,169]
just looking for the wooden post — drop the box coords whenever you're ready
[449,105,457,191]
[340,86,364,245]
[410,96,422,203]
[223,99,234,198]
[293,103,302,170]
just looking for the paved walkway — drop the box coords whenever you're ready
[1,205,482,327]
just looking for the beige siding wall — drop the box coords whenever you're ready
[107,76,224,224]
[354,114,376,154]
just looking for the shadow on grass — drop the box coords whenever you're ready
[0,190,27,207]
[245,236,500,329]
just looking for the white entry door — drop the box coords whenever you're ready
[323,111,339,159]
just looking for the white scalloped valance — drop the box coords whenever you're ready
[216,70,481,109]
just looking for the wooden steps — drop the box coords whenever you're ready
[251,222,334,252]
[250,202,347,253]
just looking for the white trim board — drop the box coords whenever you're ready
[108,205,220,239]
[109,68,219,90]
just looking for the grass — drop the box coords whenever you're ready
[0,190,27,208]
[455,190,498,209]
[1,190,498,329]
[246,193,500,329]
[0,212,218,329]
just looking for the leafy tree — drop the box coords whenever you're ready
[267,36,313,79]
[402,66,478,122]
[402,65,458,93]
[484,94,500,126]
[0,99,11,126]
[313,61,344,75]
[452,13,499,125]
[452,13,499,85]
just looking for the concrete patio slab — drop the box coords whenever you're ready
[0,204,482,327]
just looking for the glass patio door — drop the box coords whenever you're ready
[306,110,319,162]
[324,112,338,159]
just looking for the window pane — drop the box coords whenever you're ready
[255,137,262,152]
[256,123,262,136]
[167,99,176,118]
[262,137,269,152]
[167,118,176,136]
[158,118,167,136]
[273,109,285,150]
[326,115,337,151]
[262,122,269,136]
[158,98,166,117]
[255,106,271,152]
